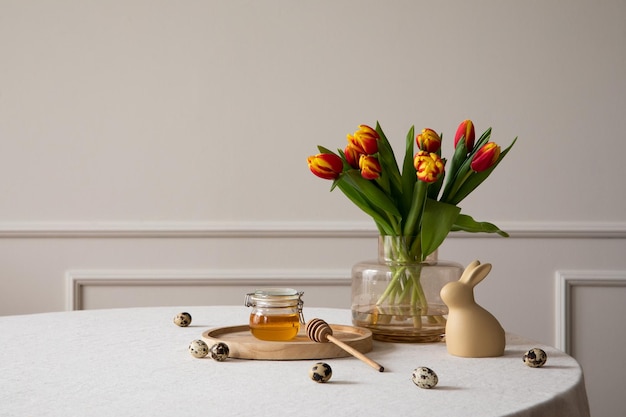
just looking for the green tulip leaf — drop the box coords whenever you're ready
[400,126,417,216]
[471,127,492,158]
[375,122,403,200]
[440,137,470,201]
[334,177,395,235]
[343,170,402,218]
[451,213,509,237]
[420,199,461,259]
[317,145,337,155]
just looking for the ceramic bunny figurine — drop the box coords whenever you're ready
[440,260,505,357]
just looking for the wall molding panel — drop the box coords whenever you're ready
[66,269,350,311]
[4,220,626,239]
[555,270,626,353]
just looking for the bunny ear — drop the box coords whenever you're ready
[465,263,492,287]
[459,260,481,284]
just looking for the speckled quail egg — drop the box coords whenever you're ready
[174,312,192,327]
[188,339,209,358]
[411,367,438,389]
[523,348,547,368]
[309,362,332,383]
[209,342,230,362]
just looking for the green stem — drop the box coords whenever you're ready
[374,236,432,330]
[412,274,428,313]
[403,182,428,236]
[376,265,405,305]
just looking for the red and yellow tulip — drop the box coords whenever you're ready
[347,124,379,155]
[344,144,364,169]
[307,153,343,180]
[414,151,445,183]
[416,128,442,153]
[471,142,501,172]
[454,120,475,152]
[359,155,382,180]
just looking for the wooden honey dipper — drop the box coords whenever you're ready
[306,318,384,372]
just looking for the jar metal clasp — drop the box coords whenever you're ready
[296,291,305,324]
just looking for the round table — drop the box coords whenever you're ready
[0,306,589,417]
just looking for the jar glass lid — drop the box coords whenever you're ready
[244,288,304,308]
[252,288,299,298]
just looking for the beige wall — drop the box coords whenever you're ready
[1,2,625,415]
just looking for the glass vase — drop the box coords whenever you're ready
[351,236,463,343]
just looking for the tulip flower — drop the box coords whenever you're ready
[344,144,364,169]
[413,151,445,183]
[416,128,442,153]
[347,124,379,155]
[454,120,475,152]
[359,154,382,180]
[471,142,501,172]
[307,153,344,180]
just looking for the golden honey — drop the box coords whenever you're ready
[249,312,300,341]
[244,288,304,342]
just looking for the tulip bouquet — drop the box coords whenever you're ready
[307,120,516,325]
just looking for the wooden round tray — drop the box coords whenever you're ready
[201,324,372,360]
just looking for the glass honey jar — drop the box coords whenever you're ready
[244,288,304,341]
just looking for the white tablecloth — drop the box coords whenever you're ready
[0,306,589,417]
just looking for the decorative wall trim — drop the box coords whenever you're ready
[4,220,626,239]
[66,269,350,311]
[555,270,626,353]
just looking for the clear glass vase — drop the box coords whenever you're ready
[351,236,463,343]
